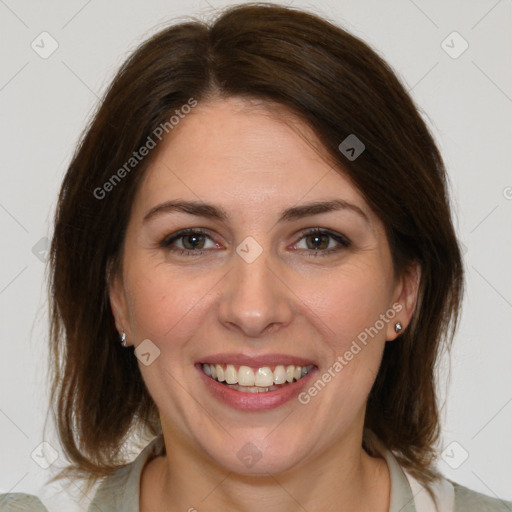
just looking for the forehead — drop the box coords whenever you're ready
[134,97,371,221]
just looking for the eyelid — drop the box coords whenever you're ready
[160,228,219,249]
[293,227,351,247]
[159,227,351,256]
[290,227,351,256]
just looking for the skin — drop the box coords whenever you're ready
[109,96,421,512]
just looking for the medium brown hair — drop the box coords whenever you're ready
[47,1,464,499]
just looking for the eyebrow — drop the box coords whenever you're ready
[143,199,370,225]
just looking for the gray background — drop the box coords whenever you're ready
[1,0,511,510]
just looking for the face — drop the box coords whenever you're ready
[110,97,419,476]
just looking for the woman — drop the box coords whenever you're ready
[1,3,510,511]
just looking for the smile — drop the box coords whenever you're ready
[202,363,315,392]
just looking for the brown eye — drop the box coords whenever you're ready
[305,233,330,250]
[181,233,207,250]
[294,228,351,257]
[160,229,219,255]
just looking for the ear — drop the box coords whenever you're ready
[386,261,421,341]
[107,262,131,345]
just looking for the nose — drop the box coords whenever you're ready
[217,246,294,338]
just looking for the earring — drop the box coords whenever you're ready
[120,331,127,347]
[394,322,403,334]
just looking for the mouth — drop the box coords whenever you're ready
[200,363,316,393]
[195,355,318,411]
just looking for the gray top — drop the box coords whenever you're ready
[1,434,511,511]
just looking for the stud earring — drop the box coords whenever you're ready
[120,331,127,347]
[394,322,403,334]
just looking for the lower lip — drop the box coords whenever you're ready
[196,364,318,411]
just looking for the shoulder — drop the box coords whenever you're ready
[451,480,512,511]
[0,493,48,511]
[88,461,134,509]
[88,434,166,511]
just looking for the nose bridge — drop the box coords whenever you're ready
[218,240,293,337]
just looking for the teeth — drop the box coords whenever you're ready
[225,384,280,393]
[202,363,314,388]
[225,364,237,384]
[273,365,286,384]
[238,366,255,386]
[254,367,274,387]
[215,364,224,382]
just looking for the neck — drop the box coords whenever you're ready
[140,429,390,512]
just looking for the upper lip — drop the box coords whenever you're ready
[198,353,317,367]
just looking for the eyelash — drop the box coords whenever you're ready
[159,228,351,258]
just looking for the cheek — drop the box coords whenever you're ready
[300,261,393,344]
[124,261,217,344]
[298,266,391,426]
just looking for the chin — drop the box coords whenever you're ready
[202,433,307,476]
